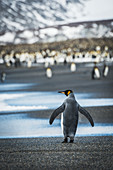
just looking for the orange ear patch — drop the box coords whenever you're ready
[67,91,71,96]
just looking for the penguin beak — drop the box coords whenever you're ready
[58,91,65,95]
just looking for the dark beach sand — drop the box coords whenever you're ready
[0,136,113,169]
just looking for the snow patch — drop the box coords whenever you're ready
[40,28,58,36]
[0,32,15,43]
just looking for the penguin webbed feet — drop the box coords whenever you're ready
[62,138,68,143]
[62,138,74,143]
[62,140,68,143]
[69,139,74,143]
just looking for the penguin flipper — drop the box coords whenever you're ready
[78,105,94,127]
[49,104,65,125]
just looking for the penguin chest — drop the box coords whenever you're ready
[94,68,100,78]
[103,66,109,76]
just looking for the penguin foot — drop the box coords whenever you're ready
[69,140,74,143]
[62,138,68,143]
[62,140,67,143]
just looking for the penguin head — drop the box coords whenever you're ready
[58,90,73,96]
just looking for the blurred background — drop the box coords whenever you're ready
[0,0,113,138]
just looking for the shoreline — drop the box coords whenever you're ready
[0,106,113,140]
[0,106,113,123]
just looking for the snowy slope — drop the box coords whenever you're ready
[0,0,113,44]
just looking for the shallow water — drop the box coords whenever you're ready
[0,83,113,113]
[0,91,113,113]
[0,113,113,139]
[0,83,35,91]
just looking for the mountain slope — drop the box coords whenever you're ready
[0,0,113,45]
[0,0,86,33]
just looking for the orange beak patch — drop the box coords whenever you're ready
[60,92,65,94]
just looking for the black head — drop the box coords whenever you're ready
[58,90,73,96]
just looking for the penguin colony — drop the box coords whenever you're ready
[92,62,109,79]
[49,90,94,143]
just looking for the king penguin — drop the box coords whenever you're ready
[103,63,109,77]
[49,90,94,143]
[1,71,6,83]
[46,67,52,78]
[92,62,101,80]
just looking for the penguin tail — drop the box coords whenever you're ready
[78,105,94,127]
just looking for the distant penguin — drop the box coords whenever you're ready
[103,64,109,77]
[27,60,32,68]
[64,58,67,65]
[1,72,6,83]
[49,90,94,143]
[46,67,52,78]
[45,61,49,68]
[92,63,100,79]
[70,63,76,72]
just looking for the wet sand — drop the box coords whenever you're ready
[0,63,113,169]
[1,106,113,122]
[12,106,113,123]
